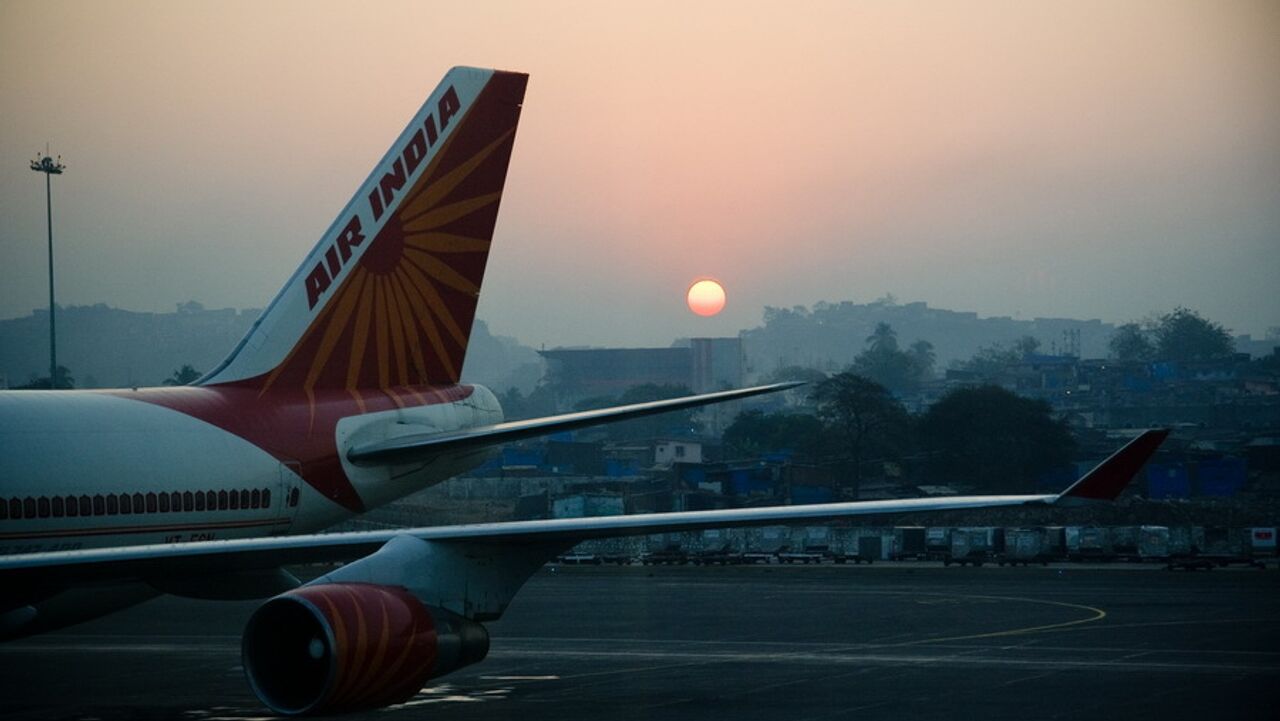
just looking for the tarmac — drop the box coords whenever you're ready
[1,563,1277,720]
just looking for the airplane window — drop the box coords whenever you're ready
[146,493,158,513]
[65,495,78,517]
[79,496,91,516]
[133,493,145,513]
[171,492,182,511]
[93,495,106,516]
[0,501,6,520]
[262,489,271,507]
[52,496,64,517]
[183,491,194,512]
[229,490,240,510]
[38,497,50,518]
[218,490,228,510]
[195,492,206,511]
[23,497,36,519]
[107,495,119,515]
[7,499,18,519]
[289,488,300,507]
[120,494,132,514]
[207,490,217,509]
[158,493,169,513]
[251,489,261,509]
[240,489,250,509]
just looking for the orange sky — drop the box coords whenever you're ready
[2,0,1277,347]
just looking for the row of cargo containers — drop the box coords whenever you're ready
[569,525,1277,564]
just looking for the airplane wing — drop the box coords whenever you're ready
[346,382,804,465]
[0,429,1169,588]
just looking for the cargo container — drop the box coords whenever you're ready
[551,493,624,519]
[946,528,996,566]
[1168,526,1205,557]
[850,528,897,561]
[925,527,952,559]
[894,527,928,560]
[1138,526,1170,560]
[1111,526,1140,560]
[1042,526,1067,560]
[1000,528,1050,566]
[1065,526,1113,561]
[1248,528,1277,557]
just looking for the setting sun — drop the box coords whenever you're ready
[686,279,726,317]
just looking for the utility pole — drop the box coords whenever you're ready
[30,150,65,389]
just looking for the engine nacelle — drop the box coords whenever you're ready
[241,583,488,715]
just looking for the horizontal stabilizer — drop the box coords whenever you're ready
[347,382,804,465]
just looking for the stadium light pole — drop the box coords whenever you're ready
[30,151,65,389]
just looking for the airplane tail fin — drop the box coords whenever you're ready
[200,67,528,394]
[1055,429,1170,503]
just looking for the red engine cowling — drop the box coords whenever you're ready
[241,583,488,715]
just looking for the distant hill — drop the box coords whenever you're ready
[739,299,1116,379]
[0,302,543,392]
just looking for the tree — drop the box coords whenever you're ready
[722,410,828,458]
[908,340,936,381]
[1014,335,1041,357]
[163,364,203,386]
[865,322,899,354]
[766,365,828,385]
[852,322,923,393]
[1152,307,1234,362]
[575,383,700,441]
[918,385,1075,493]
[961,343,1019,379]
[811,373,911,494]
[1109,323,1155,362]
[16,365,75,389]
[498,385,558,421]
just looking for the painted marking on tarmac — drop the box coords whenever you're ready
[487,646,1275,674]
[886,592,1108,646]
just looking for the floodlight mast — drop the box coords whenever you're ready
[30,151,65,389]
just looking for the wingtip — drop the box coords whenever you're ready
[1058,428,1171,503]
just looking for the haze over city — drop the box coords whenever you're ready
[2,0,1277,349]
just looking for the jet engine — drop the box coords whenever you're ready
[241,583,488,715]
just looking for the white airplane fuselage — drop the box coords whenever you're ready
[0,385,503,555]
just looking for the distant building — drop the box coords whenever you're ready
[690,337,744,393]
[539,337,744,408]
[655,439,703,466]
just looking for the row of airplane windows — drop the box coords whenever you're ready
[0,487,302,521]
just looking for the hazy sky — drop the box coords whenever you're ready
[2,0,1277,349]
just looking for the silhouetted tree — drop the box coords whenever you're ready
[865,322,899,353]
[908,340,936,381]
[766,365,829,385]
[852,323,919,393]
[1153,307,1234,362]
[163,364,203,386]
[498,385,558,421]
[16,365,75,389]
[722,410,828,458]
[1014,335,1041,357]
[572,384,699,441]
[1109,323,1155,362]
[918,385,1075,493]
[812,373,911,494]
